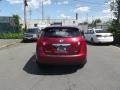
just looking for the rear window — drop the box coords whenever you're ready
[26,28,38,33]
[95,30,109,33]
[42,27,81,38]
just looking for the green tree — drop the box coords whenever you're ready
[13,15,20,26]
[12,15,21,32]
[107,0,120,33]
[91,19,102,27]
[83,21,88,25]
[107,0,120,23]
[95,19,102,23]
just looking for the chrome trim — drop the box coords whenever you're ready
[52,44,71,47]
[46,55,81,57]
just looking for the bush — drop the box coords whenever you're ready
[107,19,120,44]
[114,31,120,44]
[0,32,23,39]
[108,26,115,34]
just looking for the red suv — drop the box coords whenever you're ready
[36,26,87,67]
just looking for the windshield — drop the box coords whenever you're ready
[25,28,38,34]
[42,27,81,38]
[95,30,109,33]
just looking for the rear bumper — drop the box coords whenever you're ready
[95,37,114,43]
[36,54,87,65]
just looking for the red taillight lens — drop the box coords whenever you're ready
[37,41,46,55]
[78,42,81,46]
[80,40,87,54]
[42,42,46,46]
[37,46,45,55]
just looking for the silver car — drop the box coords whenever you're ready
[23,28,40,41]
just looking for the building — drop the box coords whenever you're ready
[78,22,109,33]
[0,16,16,33]
[78,23,88,32]
[0,16,13,23]
[20,19,79,28]
[95,23,108,30]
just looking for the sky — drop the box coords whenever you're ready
[0,0,112,22]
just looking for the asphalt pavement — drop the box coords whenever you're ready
[0,39,22,49]
[0,42,120,90]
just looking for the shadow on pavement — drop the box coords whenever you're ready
[23,55,79,75]
[21,39,37,43]
[113,44,120,48]
[87,42,112,46]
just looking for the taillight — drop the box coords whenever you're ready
[78,42,81,46]
[109,34,113,36]
[37,41,46,55]
[37,46,45,55]
[80,40,87,54]
[42,42,46,46]
[96,35,102,37]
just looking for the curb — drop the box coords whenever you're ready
[0,40,21,49]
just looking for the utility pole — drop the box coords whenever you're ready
[23,0,28,31]
[86,13,88,23]
[0,0,2,13]
[86,13,88,29]
[29,7,32,20]
[92,16,94,28]
[76,13,78,20]
[42,0,44,20]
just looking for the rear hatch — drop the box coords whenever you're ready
[95,30,113,38]
[40,37,83,55]
[96,33,113,37]
[38,27,84,55]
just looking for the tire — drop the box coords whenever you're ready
[35,54,41,66]
[35,54,46,68]
[77,59,87,68]
[22,39,26,42]
[36,59,44,68]
[22,39,28,43]
[91,38,95,45]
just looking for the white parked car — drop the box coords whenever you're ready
[84,29,114,44]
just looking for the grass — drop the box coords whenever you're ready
[0,32,23,39]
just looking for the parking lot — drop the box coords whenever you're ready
[0,42,120,90]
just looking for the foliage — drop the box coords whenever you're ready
[107,0,120,33]
[0,14,22,33]
[108,20,117,34]
[107,0,120,43]
[107,19,120,43]
[83,22,88,25]
[95,19,102,23]
[0,32,23,39]
[89,19,102,27]
[107,0,120,22]
[92,19,102,25]
[12,15,22,32]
